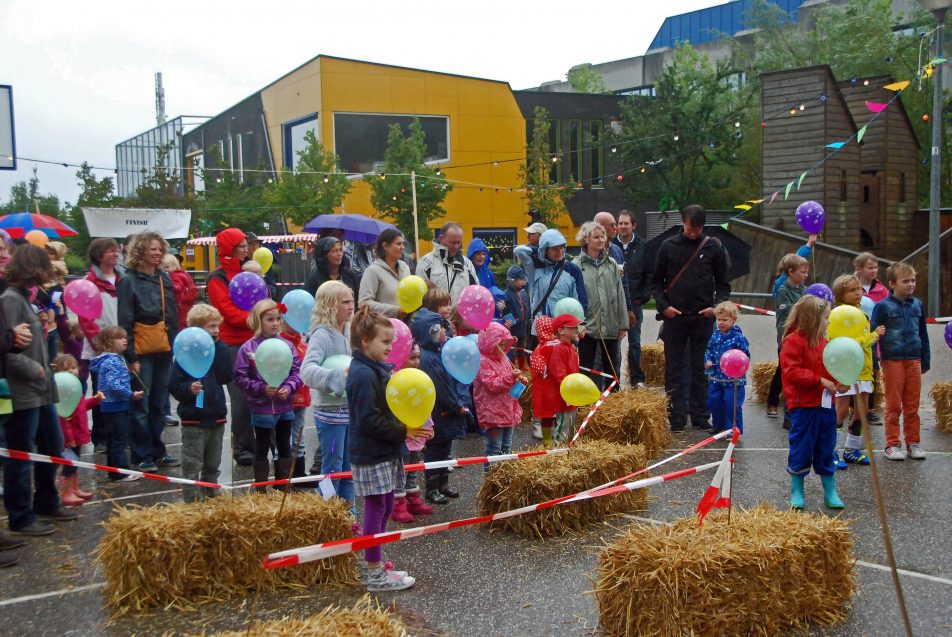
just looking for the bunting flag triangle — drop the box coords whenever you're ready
[784,181,794,200]
[797,171,808,189]
[747,199,765,204]
[696,427,740,526]
[865,101,888,113]
[734,204,752,211]
[857,124,868,143]
[929,56,948,66]
[883,80,910,92]
[826,142,846,149]
[769,191,779,205]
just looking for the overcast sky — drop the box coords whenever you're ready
[0,0,717,207]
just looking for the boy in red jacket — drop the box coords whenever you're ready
[534,314,582,446]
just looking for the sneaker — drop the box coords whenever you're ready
[136,461,158,472]
[842,448,870,465]
[867,412,883,426]
[9,521,55,536]
[114,473,142,482]
[37,508,80,522]
[884,446,906,461]
[906,444,926,460]
[359,561,408,585]
[635,382,646,389]
[365,566,415,592]
[93,444,107,454]
[157,456,181,468]
[766,406,778,418]
[531,423,543,440]
[832,451,848,471]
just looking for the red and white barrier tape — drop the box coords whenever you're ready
[569,380,617,446]
[926,316,951,324]
[263,459,722,569]
[736,303,776,317]
[696,427,740,525]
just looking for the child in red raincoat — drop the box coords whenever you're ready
[532,314,582,446]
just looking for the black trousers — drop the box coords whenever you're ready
[767,347,783,409]
[578,336,621,391]
[660,314,714,428]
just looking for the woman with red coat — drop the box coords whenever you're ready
[206,228,255,466]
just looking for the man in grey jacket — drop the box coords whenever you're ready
[415,221,479,304]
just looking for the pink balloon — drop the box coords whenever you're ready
[63,279,103,320]
[458,285,493,330]
[719,349,750,379]
[386,318,412,369]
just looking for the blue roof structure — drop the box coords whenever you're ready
[648,0,806,51]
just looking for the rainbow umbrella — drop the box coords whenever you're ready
[0,212,78,239]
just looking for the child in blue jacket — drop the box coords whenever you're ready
[704,302,750,434]
[504,265,530,371]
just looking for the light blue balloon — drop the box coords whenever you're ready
[466,333,479,345]
[859,295,875,318]
[442,336,481,385]
[322,354,352,371]
[283,289,315,334]
[823,336,864,386]
[173,327,215,379]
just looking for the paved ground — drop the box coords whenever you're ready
[1,316,950,636]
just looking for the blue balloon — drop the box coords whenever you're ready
[173,327,215,379]
[283,289,315,334]
[859,295,875,318]
[466,333,479,345]
[441,336,481,385]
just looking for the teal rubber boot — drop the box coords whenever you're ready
[821,474,845,509]
[789,474,805,510]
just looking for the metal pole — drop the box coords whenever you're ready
[929,9,946,317]
[411,170,420,259]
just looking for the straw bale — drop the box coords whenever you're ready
[204,595,407,637]
[929,381,952,433]
[98,493,356,614]
[751,361,777,404]
[640,342,665,387]
[477,440,649,538]
[581,388,671,457]
[594,505,855,637]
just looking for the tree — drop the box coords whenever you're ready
[195,147,272,235]
[59,162,117,257]
[364,118,451,244]
[129,142,191,210]
[567,64,610,94]
[518,106,573,226]
[612,43,755,210]
[1,167,61,217]
[264,130,352,227]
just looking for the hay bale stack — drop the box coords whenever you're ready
[594,505,855,637]
[477,440,649,538]
[205,596,407,637]
[640,342,665,386]
[929,381,952,433]
[751,361,777,404]
[582,388,671,457]
[98,493,356,613]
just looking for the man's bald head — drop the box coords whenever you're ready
[594,211,617,241]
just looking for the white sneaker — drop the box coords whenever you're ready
[884,446,906,461]
[116,474,142,482]
[531,423,543,440]
[359,562,407,585]
[366,567,415,592]
[906,444,926,460]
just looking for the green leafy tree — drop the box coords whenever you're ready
[59,162,117,257]
[365,118,451,243]
[264,130,352,227]
[1,168,61,216]
[195,147,272,235]
[567,64,610,94]
[519,106,573,226]
[129,142,191,209]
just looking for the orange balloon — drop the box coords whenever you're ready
[25,230,49,247]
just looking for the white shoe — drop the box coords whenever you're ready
[531,423,543,440]
[366,567,415,592]
[884,446,906,461]
[906,444,926,460]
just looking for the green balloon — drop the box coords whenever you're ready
[822,337,864,386]
[321,354,352,371]
[553,297,585,321]
[255,338,293,387]
[54,371,83,418]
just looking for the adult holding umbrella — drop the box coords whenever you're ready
[357,228,411,317]
[304,236,359,298]
[117,232,180,472]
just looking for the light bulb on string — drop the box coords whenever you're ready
[734,121,741,128]
[799,104,805,111]
[611,145,617,153]
[789,108,797,115]
[322,175,329,183]
[673,133,680,141]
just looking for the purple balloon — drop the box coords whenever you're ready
[945,322,952,350]
[795,200,826,234]
[805,283,833,303]
[228,272,269,311]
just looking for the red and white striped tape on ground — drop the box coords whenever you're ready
[736,303,776,317]
[263,459,723,569]
[696,427,740,525]
[569,380,617,446]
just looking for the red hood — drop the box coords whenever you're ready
[216,228,246,277]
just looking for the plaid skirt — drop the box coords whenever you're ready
[352,457,404,497]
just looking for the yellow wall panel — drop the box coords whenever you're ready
[260,58,323,170]
[458,82,491,115]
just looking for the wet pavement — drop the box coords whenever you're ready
[1,317,950,636]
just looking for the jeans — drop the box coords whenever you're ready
[101,410,131,478]
[227,344,255,462]
[627,304,645,385]
[129,352,171,464]
[787,407,837,476]
[181,425,224,502]
[483,426,514,472]
[2,405,63,529]
[660,314,714,429]
[708,381,745,433]
[290,407,306,459]
[315,414,354,505]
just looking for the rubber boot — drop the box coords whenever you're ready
[59,476,84,507]
[541,425,554,448]
[820,474,845,509]
[438,473,460,498]
[275,458,293,491]
[789,474,805,510]
[405,490,433,515]
[425,475,448,505]
[70,476,94,500]
[253,460,271,494]
[390,496,415,523]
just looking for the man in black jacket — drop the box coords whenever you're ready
[650,205,731,431]
[612,210,649,386]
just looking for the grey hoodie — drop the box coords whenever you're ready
[1,286,57,410]
[301,323,352,409]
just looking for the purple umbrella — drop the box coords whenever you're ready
[302,213,396,244]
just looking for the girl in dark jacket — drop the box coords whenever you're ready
[305,236,359,298]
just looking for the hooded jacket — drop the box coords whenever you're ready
[531,315,578,419]
[233,335,303,415]
[59,393,101,448]
[79,264,121,360]
[473,322,522,428]
[168,339,234,425]
[412,309,468,442]
[612,232,650,305]
[504,266,530,339]
[513,229,588,335]
[573,249,628,338]
[300,323,352,410]
[89,352,132,413]
[169,269,198,331]
[207,228,253,346]
[116,267,178,363]
[415,244,479,304]
[863,278,889,304]
[466,238,496,291]
[358,257,411,317]
[346,350,407,465]
[704,324,751,385]
[305,237,360,298]
[1,285,58,410]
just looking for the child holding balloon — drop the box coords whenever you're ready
[280,319,312,487]
[534,314,583,446]
[51,354,103,505]
[474,322,527,470]
[703,302,750,435]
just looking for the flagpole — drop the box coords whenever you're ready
[411,170,420,260]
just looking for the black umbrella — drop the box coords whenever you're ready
[645,224,751,282]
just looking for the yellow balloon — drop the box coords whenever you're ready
[827,304,866,340]
[386,368,435,429]
[25,230,49,248]
[560,373,601,407]
[397,275,427,314]
[253,247,274,274]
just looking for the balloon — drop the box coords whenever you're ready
[282,289,315,334]
[719,349,750,379]
[397,275,427,313]
[386,368,436,429]
[560,373,601,406]
[321,354,352,370]
[441,336,481,385]
[228,272,269,311]
[253,247,274,274]
[828,305,866,340]
[255,338,293,387]
[457,285,494,330]
[54,372,82,418]
[804,283,833,303]
[859,295,875,318]
[553,297,585,321]
[63,279,103,320]
[945,322,952,349]
[25,230,49,247]
[466,333,479,345]
[823,337,864,386]
[385,318,413,369]
[173,327,215,379]
[795,200,825,234]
